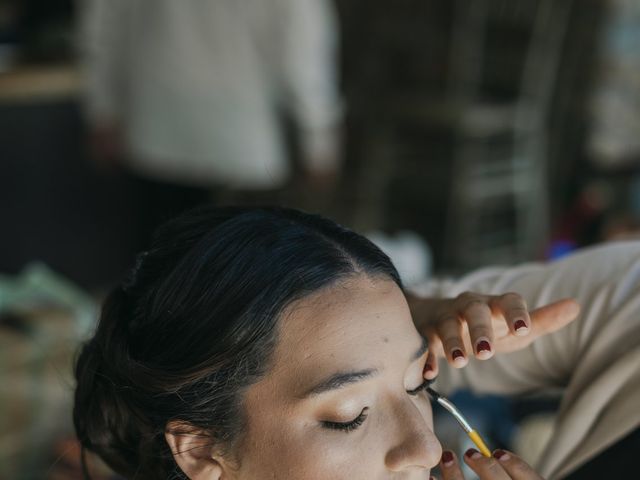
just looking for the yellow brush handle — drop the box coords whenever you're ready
[468,430,492,457]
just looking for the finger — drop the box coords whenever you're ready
[493,292,531,337]
[464,448,510,480]
[494,298,581,354]
[423,339,440,380]
[529,299,580,337]
[457,293,495,360]
[440,450,465,480]
[435,314,468,368]
[492,450,544,480]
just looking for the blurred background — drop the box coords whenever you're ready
[1,0,640,477]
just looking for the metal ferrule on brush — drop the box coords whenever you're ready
[427,386,492,457]
[433,395,473,433]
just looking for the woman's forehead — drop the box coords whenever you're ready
[242,276,425,415]
[272,276,419,376]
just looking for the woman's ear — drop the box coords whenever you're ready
[165,421,227,480]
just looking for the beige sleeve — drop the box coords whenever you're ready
[424,241,640,396]
[416,241,640,477]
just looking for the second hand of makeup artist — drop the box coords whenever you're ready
[406,291,580,379]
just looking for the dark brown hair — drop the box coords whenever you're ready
[73,206,401,479]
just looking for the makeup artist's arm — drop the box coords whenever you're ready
[423,242,640,396]
[406,290,579,379]
[420,242,640,479]
[414,242,640,393]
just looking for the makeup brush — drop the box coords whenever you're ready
[427,387,492,457]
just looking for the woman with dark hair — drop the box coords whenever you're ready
[74,206,639,479]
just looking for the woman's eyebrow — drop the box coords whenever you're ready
[298,337,428,399]
[299,368,379,399]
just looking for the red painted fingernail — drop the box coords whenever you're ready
[441,450,454,465]
[476,340,491,353]
[465,448,479,458]
[452,349,464,360]
[514,319,528,331]
[493,449,510,461]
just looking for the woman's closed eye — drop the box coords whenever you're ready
[322,407,369,432]
[320,378,435,433]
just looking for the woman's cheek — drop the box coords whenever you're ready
[300,437,379,480]
[410,393,435,427]
[240,403,388,480]
[267,424,383,480]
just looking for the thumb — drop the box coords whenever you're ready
[529,298,581,336]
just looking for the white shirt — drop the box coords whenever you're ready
[79,0,342,188]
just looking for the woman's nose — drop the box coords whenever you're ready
[384,400,442,472]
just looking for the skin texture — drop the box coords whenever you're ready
[166,276,566,478]
[233,275,441,479]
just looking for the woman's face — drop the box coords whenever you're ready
[236,275,441,479]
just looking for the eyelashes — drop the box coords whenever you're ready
[322,407,369,432]
[406,377,434,396]
[321,378,435,433]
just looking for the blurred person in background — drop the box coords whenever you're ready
[79,0,343,249]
